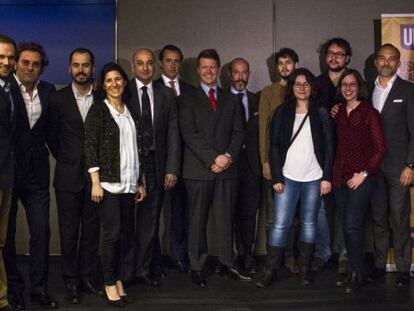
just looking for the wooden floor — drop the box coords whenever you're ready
[15,256,414,311]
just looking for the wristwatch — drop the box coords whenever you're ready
[362,170,368,178]
[406,163,414,170]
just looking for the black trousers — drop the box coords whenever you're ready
[4,172,50,295]
[335,180,373,274]
[55,184,100,285]
[169,178,188,261]
[98,191,135,285]
[371,169,412,272]
[235,149,261,255]
[185,178,237,271]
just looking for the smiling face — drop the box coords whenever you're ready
[340,73,359,103]
[375,46,400,79]
[0,42,16,79]
[103,70,126,101]
[197,57,219,87]
[230,59,249,92]
[293,74,311,102]
[15,50,41,88]
[69,52,94,85]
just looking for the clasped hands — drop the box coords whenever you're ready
[210,154,232,173]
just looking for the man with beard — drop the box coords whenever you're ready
[369,44,414,287]
[312,38,352,279]
[4,42,57,310]
[228,58,261,274]
[258,48,299,273]
[47,48,102,304]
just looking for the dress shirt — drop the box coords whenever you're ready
[161,74,180,96]
[96,100,140,194]
[200,82,217,99]
[72,83,93,122]
[135,78,155,122]
[14,74,41,128]
[372,73,398,113]
[230,87,249,121]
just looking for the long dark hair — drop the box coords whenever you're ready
[98,62,129,101]
[336,68,368,103]
[284,67,318,107]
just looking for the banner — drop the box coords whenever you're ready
[381,14,414,271]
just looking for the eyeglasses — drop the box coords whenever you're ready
[293,82,311,89]
[327,51,346,59]
[341,82,358,89]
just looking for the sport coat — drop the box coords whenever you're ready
[47,86,97,192]
[376,76,414,174]
[178,86,244,180]
[12,77,56,189]
[127,79,180,182]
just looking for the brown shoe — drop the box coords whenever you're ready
[285,256,299,274]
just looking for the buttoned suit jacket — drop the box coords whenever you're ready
[47,86,97,192]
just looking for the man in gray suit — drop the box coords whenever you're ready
[370,43,414,287]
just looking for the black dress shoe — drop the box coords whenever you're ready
[8,292,25,310]
[137,275,160,287]
[81,279,104,296]
[30,292,58,309]
[65,283,81,304]
[218,265,252,282]
[171,259,190,273]
[120,295,134,304]
[396,272,410,287]
[105,296,125,308]
[366,267,385,282]
[191,271,207,288]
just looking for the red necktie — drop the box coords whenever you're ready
[208,88,217,112]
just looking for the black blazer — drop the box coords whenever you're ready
[47,85,97,192]
[127,79,180,182]
[243,90,261,176]
[269,102,335,185]
[12,77,56,189]
[154,77,195,96]
[0,77,17,189]
[178,86,244,180]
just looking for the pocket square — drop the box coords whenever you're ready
[254,112,259,116]
[393,99,403,103]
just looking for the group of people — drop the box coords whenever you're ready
[0,33,413,311]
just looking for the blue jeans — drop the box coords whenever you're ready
[269,177,321,247]
[313,199,332,262]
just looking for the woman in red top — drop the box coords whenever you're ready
[333,69,385,294]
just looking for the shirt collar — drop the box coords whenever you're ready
[135,78,153,91]
[230,86,247,96]
[374,73,398,89]
[14,74,39,93]
[0,78,6,88]
[200,82,217,96]
[71,82,93,98]
[161,74,178,84]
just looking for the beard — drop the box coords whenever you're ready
[73,73,92,85]
[379,66,396,78]
[233,79,247,91]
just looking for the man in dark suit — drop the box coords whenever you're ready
[0,34,17,311]
[228,57,261,274]
[4,42,57,310]
[179,49,249,288]
[47,48,101,304]
[127,48,180,286]
[155,44,194,273]
[369,43,414,287]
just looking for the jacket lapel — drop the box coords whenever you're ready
[153,82,161,130]
[380,76,401,117]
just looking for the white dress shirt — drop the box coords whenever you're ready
[14,75,42,129]
[135,78,155,122]
[72,83,93,122]
[372,74,398,113]
[161,74,180,96]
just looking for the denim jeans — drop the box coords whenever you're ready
[313,199,332,262]
[269,177,321,247]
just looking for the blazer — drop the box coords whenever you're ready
[84,100,142,184]
[374,76,414,174]
[0,77,17,189]
[127,79,180,182]
[12,76,56,189]
[47,85,97,192]
[178,86,244,181]
[269,102,335,185]
[154,77,195,96]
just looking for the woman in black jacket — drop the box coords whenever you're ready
[84,63,145,307]
[257,68,335,287]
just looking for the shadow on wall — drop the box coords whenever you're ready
[180,57,199,87]
[219,62,231,90]
[266,53,277,83]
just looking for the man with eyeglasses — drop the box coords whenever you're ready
[312,38,353,281]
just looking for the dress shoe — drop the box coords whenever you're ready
[171,259,190,273]
[120,295,134,304]
[256,268,277,288]
[191,271,207,288]
[137,275,160,287]
[65,283,81,304]
[30,292,58,309]
[0,305,14,311]
[366,267,385,283]
[8,292,25,310]
[218,265,252,282]
[80,279,104,296]
[396,272,410,287]
[105,296,125,308]
[344,271,362,294]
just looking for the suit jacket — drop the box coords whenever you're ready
[154,77,195,96]
[12,77,56,189]
[0,77,17,189]
[47,86,97,192]
[178,86,244,180]
[127,79,180,182]
[375,76,414,173]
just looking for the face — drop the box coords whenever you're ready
[277,56,295,79]
[375,47,400,79]
[160,50,181,79]
[15,50,42,86]
[230,60,249,91]
[103,70,126,101]
[69,52,94,85]
[197,57,219,87]
[325,43,349,72]
[340,74,359,103]
[133,50,155,84]
[0,42,16,79]
[293,75,311,101]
